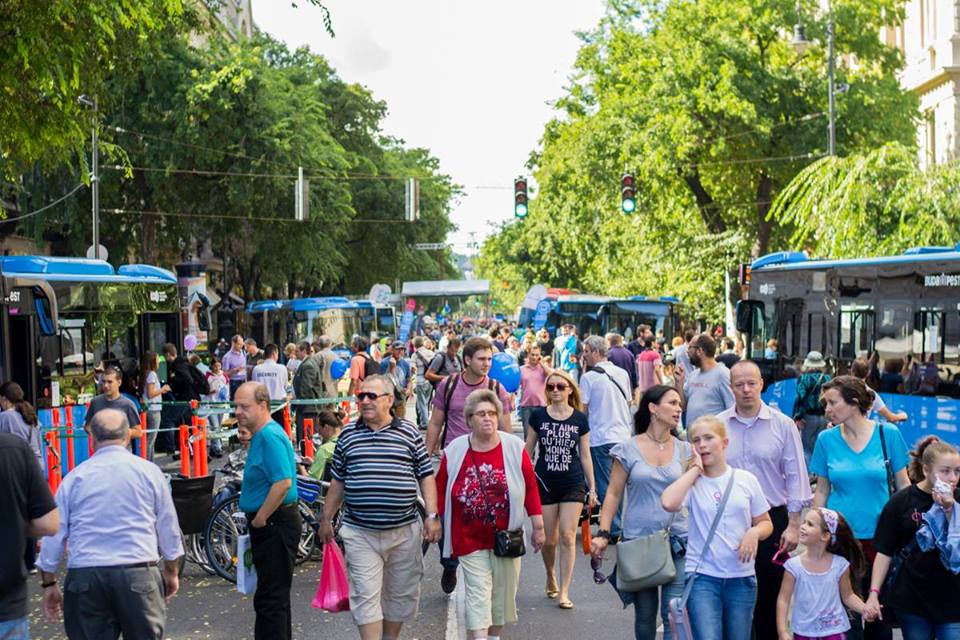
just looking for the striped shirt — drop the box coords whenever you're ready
[331,417,433,530]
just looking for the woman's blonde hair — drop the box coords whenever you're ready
[688,415,727,439]
[464,389,503,422]
[545,369,583,411]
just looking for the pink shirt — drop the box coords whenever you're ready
[636,350,662,393]
[432,375,515,447]
[519,364,549,407]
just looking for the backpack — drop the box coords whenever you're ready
[428,353,463,389]
[438,373,501,447]
[359,352,379,380]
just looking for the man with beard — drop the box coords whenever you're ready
[674,333,734,427]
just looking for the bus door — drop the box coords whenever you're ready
[837,305,875,370]
[736,299,776,385]
[140,313,180,380]
[777,298,804,371]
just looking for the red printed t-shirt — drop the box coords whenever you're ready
[636,350,663,394]
[436,442,541,558]
[519,364,549,407]
[432,375,515,446]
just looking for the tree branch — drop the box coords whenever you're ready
[681,167,727,234]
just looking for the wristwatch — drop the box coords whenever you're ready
[595,529,611,540]
[41,580,57,589]
[426,512,439,520]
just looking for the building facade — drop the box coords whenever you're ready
[884,0,960,166]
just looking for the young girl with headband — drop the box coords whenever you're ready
[776,507,872,639]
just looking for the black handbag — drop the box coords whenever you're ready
[469,438,526,558]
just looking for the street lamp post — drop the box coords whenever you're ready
[794,5,836,156]
[78,95,100,259]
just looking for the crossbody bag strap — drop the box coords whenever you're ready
[594,364,629,403]
[679,469,737,608]
[878,423,896,497]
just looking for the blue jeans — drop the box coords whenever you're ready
[415,382,433,430]
[0,616,28,640]
[687,574,757,640]
[634,550,686,640]
[591,443,621,538]
[897,611,960,640]
[519,406,543,440]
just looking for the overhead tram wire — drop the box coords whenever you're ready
[696,112,827,147]
[101,207,419,224]
[0,183,86,224]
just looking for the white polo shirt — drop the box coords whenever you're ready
[252,359,289,401]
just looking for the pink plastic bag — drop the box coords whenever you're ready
[312,542,350,613]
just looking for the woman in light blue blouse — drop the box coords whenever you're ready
[810,375,910,640]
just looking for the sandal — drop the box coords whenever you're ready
[545,581,559,599]
[559,600,574,610]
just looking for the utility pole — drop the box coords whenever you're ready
[79,95,100,258]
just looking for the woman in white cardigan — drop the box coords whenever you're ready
[435,388,546,640]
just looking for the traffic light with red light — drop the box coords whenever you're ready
[514,177,528,218]
[621,172,636,214]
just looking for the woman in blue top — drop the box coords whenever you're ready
[810,375,910,640]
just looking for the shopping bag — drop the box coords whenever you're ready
[312,542,350,612]
[581,519,592,555]
[667,596,693,640]
[236,534,257,595]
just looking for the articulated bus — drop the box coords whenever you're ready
[0,256,181,412]
[524,292,686,342]
[246,298,397,349]
[736,246,960,444]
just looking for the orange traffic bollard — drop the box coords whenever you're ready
[191,425,202,479]
[139,412,148,460]
[179,425,191,477]
[341,400,351,425]
[282,404,292,440]
[52,408,60,427]
[304,418,315,459]
[198,418,209,477]
[45,431,61,493]
[65,426,75,473]
[65,405,74,427]
[85,402,93,457]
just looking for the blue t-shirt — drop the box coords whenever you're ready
[810,422,908,539]
[239,421,298,512]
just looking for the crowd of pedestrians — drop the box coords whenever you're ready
[8,314,960,640]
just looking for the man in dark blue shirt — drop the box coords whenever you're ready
[236,382,298,640]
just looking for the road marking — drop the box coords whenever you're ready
[444,568,465,640]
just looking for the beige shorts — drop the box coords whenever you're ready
[458,550,522,631]
[339,521,424,626]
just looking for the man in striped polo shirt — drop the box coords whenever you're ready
[320,375,441,640]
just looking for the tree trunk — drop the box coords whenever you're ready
[682,168,727,234]
[753,172,774,258]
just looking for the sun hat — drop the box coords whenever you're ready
[802,351,827,370]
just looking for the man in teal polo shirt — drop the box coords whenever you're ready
[236,382,299,640]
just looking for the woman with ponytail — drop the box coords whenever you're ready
[866,436,960,639]
[0,382,41,467]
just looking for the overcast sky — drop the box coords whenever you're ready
[251,0,607,254]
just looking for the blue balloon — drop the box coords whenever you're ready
[489,352,521,393]
[330,358,350,380]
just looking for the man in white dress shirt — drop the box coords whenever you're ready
[38,409,184,639]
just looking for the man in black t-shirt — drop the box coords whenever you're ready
[0,434,58,636]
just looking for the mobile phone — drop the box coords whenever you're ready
[934,477,952,496]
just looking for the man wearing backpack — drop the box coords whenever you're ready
[425,336,514,594]
[348,336,379,399]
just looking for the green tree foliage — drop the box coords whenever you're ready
[0,0,187,178]
[769,143,960,256]
[15,30,457,299]
[477,0,918,322]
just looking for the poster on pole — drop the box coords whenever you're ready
[398,310,415,342]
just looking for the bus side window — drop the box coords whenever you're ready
[839,306,875,360]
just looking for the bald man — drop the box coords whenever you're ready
[235,382,299,640]
[717,361,811,640]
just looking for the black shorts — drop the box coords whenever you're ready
[539,483,587,506]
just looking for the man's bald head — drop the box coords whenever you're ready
[730,359,762,382]
[234,382,272,431]
[89,408,130,443]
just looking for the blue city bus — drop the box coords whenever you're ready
[0,256,180,468]
[736,246,960,445]
[247,297,397,349]
[600,296,685,343]
[544,295,612,338]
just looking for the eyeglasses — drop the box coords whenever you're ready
[357,392,390,402]
[546,383,569,391]
[590,556,607,584]
[470,410,499,419]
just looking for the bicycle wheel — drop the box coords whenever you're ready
[187,532,217,575]
[296,500,317,565]
[204,494,246,583]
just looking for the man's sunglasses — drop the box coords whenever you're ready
[546,383,569,392]
[590,556,607,584]
[357,391,390,402]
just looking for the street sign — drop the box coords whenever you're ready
[414,243,445,250]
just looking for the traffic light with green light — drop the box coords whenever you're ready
[621,172,636,214]
[514,177,528,218]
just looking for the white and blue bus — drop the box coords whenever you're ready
[736,246,960,444]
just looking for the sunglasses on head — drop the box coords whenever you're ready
[356,391,390,402]
[546,382,569,391]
